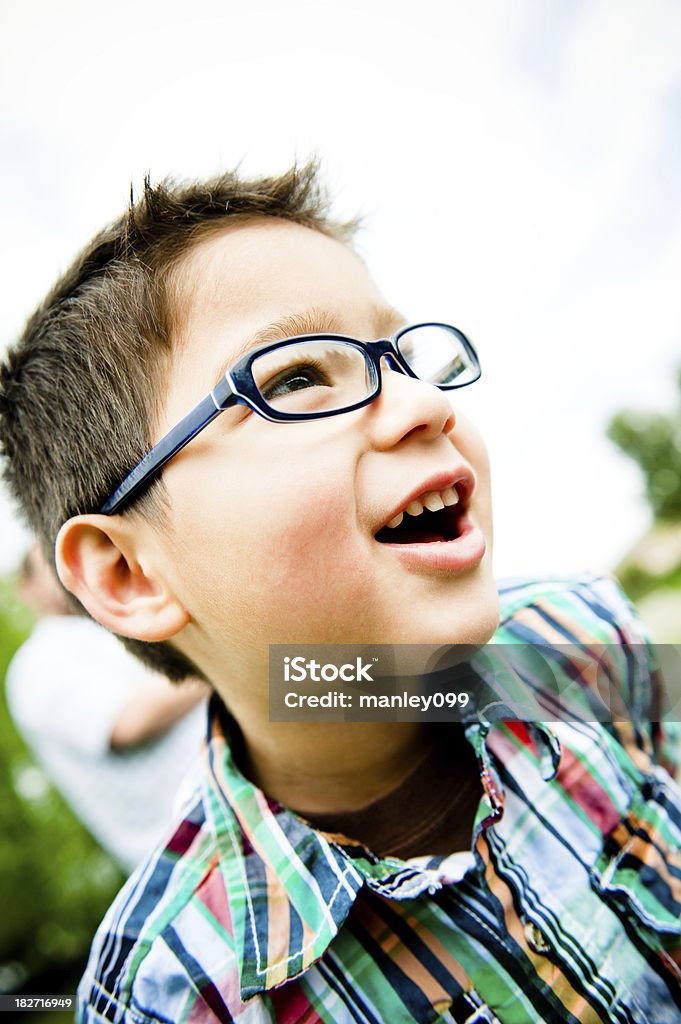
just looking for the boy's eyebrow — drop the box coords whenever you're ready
[212,304,406,382]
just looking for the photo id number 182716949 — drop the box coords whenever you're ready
[0,995,75,1012]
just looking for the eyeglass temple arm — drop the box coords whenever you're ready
[98,376,235,515]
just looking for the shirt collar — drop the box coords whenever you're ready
[202,699,559,1001]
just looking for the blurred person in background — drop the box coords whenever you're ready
[5,544,209,873]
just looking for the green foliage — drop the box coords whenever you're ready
[616,558,681,603]
[0,577,124,993]
[607,369,681,521]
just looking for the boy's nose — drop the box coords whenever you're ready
[367,357,457,449]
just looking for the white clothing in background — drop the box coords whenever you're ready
[6,616,207,872]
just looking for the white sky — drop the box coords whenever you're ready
[0,0,680,580]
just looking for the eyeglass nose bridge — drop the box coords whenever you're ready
[363,337,418,383]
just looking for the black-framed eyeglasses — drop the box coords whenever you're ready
[98,322,481,515]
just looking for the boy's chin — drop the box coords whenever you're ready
[406,585,500,650]
[409,616,500,652]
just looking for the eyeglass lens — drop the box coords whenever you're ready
[396,325,477,387]
[252,341,374,414]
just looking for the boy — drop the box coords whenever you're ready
[1,163,680,1023]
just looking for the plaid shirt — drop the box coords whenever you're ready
[77,577,681,1023]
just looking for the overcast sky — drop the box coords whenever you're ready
[1,0,680,581]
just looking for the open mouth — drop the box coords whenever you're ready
[375,485,464,545]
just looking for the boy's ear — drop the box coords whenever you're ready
[55,514,189,642]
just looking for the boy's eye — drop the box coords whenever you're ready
[252,341,370,414]
[259,360,331,402]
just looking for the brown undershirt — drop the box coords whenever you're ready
[303,725,483,860]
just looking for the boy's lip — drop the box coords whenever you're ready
[375,467,476,531]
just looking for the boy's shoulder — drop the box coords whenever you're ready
[76,794,242,1023]
[495,571,657,670]
[495,572,653,649]
[493,572,672,772]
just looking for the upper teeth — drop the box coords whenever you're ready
[386,485,459,528]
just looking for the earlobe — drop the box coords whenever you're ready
[55,514,189,642]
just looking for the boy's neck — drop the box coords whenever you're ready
[238,720,435,815]
[304,724,481,858]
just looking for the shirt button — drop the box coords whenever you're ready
[523,920,552,955]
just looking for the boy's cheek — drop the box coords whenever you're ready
[169,480,368,614]
[449,413,494,532]
[449,411,491,473]
[250,495,371,604]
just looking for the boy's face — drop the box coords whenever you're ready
[148,219,499,694]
